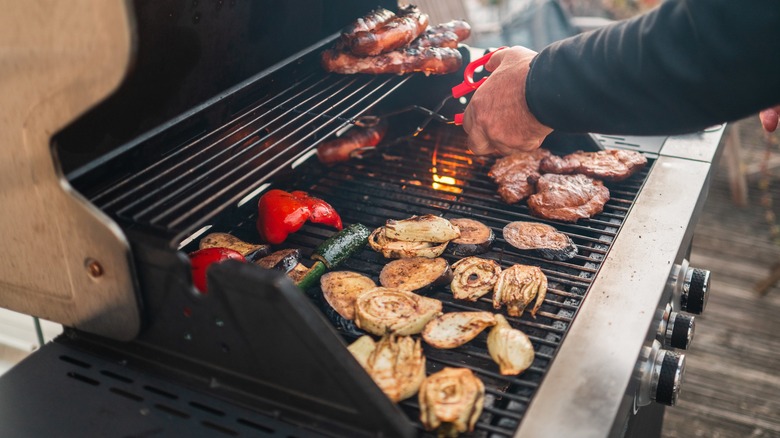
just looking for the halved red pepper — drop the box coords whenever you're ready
[256,189,343,244]
[189,247,246,293]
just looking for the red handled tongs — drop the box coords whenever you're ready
[451,46,507,125]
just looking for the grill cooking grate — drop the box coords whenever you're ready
[210,124,652,437]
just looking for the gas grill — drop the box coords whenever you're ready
[0,2,723,437]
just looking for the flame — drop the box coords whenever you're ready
[430,141,463,194]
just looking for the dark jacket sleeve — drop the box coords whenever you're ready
[525,0,780,135]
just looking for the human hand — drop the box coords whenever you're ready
[760,106,780,132]
[462,46,553,155]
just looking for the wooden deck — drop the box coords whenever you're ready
[662,117,780,438]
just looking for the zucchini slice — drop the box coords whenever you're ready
[320,271,377,320]
[379,257,453,291]
[447,218,495,256]
[502,221,578,261]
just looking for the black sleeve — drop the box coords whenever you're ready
[525,0,780,135]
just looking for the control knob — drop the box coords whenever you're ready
[681,267,710,314]
[665,312,695,350]
[636,340,687,407]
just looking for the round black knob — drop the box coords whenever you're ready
[665,312,695,350]
[681,268,710,314]
[653,350,686,406]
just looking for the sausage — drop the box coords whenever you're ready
[316,120,388,165]
[348,5,429,56]
[341,7,396,37]
[409,30,459,50]
[416,20,472,46]
[321,46,462,76]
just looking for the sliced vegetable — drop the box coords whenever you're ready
[385,214,461,243]
[358,335,426,403]
[199,232,271,261]
[447,218,495,256]
[347,335,377,369]
[368,226,449,259]
[256,189,343,244]
[379,257,452,291]
[320,271,377,320]
[287,263,311,284]
[450,257,502,302]
[255,248,301,273]
[493,264,548,318]
[419,367,485,437]
[355,287,442,336]
[503,221,578,261]
[188,247,246,293]
[422,312,496,349]
[296,223,371,290]
[487,314,535,375]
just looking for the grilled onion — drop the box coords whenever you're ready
[355,287,442,335]
[422,312,496,349]
[320,271,377,320]
[368,226,448,258]
[487,314,535,375]
[385,214,461,242]
[419,367,485,436]
[361,335,426,402]
[347,335,377,369]
[379,257,452,291]
[493,264,547,318]
[450,257,502,301]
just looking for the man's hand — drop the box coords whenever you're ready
[462,46,553,155]
[760,106,780,132]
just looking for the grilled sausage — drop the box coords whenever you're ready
[321,46,462,76]
[341,7,396,37]
[348,5,429,56]
[316,120,387,165]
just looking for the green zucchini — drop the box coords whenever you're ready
[296,223,371,290]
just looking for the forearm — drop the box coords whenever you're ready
[525,0,780,135]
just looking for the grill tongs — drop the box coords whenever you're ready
[344,47,602,159]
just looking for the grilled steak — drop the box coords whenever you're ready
[527,174,610,222]
[539,150,647,182]
[488,149,551,204]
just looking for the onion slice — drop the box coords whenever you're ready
[385,214,461,243]
[419,367,485,435]
[487,314,535,375]
[493,264,547,318]
[355,287,442,335]
[422,311,496,349]
[450,257,502,301]
[369,226,449,259]
[353,334,426,403]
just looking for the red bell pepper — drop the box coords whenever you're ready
[189,247,246,293]
[256,189,343,244]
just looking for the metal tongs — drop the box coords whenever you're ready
[349,47,507,158]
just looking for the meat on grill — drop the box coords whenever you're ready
[340,7,396,37]
[487,149,551,204]
[321,46,462,75]
[346,5,429,56]
[527,174,610,222]
[539,150,647,182]
[409,20,471,49]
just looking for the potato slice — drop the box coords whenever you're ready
[320,271,377,320]
[422,312,496,349]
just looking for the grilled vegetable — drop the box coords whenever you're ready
[296,223,372,290]
[447,218,495,256]
[487,314,535,375]
[379,257,452,291]
[503,221,578,261]
[355,287,442,336]
[450,257,502,302]
[189,247,246,293]
[385,214,460,243]
[419,367,485,436]
[357,334,426,403]
[320,271,377,320]
[368,226,449,259]
[255,248,301,273]
[199,232,271,261]
[493,264,548,318]
[347,335,377,369]
[256,189,343,244]
[422,312,496,349]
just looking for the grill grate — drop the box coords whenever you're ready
[85,71,411,242]
[206,124,652,437]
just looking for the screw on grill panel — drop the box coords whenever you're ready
[85,258,103,279]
